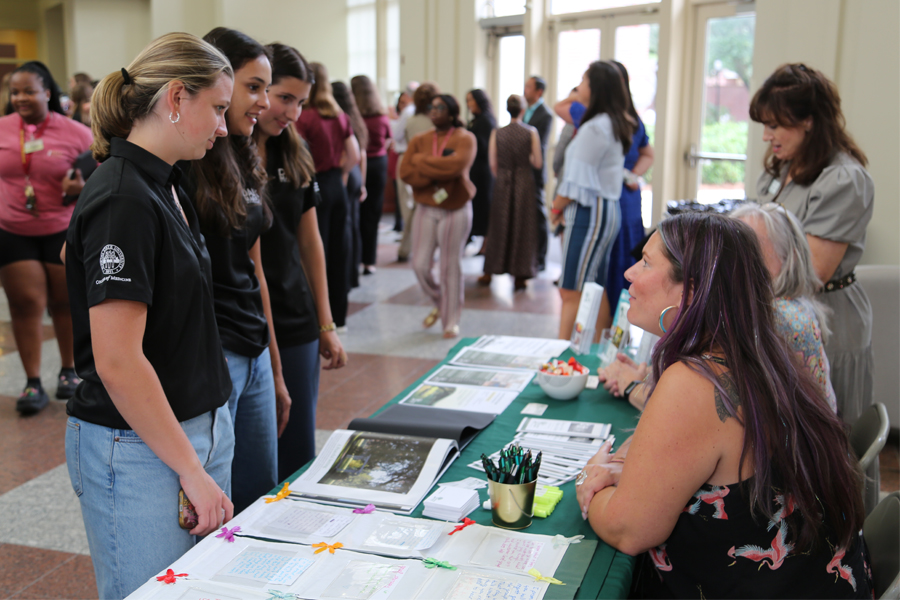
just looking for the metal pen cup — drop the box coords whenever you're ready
[487,479,537,530]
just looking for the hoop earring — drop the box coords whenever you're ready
[659,305,677,334]
[169,111,180,124]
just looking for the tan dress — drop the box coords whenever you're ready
[483,123,538,278]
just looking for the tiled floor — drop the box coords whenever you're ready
[0,222,897,599]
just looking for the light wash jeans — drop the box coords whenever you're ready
[65,404,234,600]
[223,347,278,513]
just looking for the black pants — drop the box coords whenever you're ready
[361,154,388,266]
[347,164,362,289]
[536,187,548,271]
[315,168,351,327]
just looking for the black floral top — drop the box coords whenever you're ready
[634,481,872,599]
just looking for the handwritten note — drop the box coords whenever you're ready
[445,573,541,600]
[217,547,313,587]
[363,520,443,551]
[321,561,407,600]
[470,534,544,572]
[266,507,352,537]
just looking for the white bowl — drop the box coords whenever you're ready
[535,370,589,401]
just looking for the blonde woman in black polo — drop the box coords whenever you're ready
[65,34,235,599]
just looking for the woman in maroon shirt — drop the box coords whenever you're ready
[351,75,392,275]
[296,63,359,329]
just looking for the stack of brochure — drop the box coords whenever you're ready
[422,486,480,521]
[468,418,614,486]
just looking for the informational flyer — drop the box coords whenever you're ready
[469,335,572,358]
[425,365,534,392]
[449,347,548,372]
[398,383,520,415]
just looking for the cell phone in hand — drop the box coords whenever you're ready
[178,489,199,529]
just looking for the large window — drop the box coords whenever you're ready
[347,0,376,81]
[552,0,660,15]
[496,35,526,126]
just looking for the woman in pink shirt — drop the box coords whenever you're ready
[351,75,392,275]
[0,61,92,414]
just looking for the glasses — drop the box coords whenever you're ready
[430,104,447,113]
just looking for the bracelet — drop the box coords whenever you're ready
[550,208,562,215]
[319,322,336,333]
[608,459,625,464]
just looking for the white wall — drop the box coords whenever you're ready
[69,0,150,80]
[748,0,900,266]
[398,0,480,100]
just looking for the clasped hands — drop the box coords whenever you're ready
[574,439,622,520]
[597,353,649,409]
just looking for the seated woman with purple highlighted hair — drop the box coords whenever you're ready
[574,213,870,599]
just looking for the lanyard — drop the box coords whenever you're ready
[19,113,51,178]
[432,127,455,157]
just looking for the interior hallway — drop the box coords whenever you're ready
[0,222,896,599]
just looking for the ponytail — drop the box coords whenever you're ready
[90,32,232,161]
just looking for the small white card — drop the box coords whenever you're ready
[520,403,548,416]
[438,477,488,490]
[586,376,600,390]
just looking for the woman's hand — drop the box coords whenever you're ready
[575,440,623,520]
[274,376,292,437]
[179,467,234,536]
[62,168,85,196]
[360,187,368,202]
[597,353,647,397]
[320,330,347,370]
[550,209,565,228]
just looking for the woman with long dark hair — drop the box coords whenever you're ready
[750,64,873,428]
[550,60,633,339]
[465,88,496,251]
[576,213,870,598]
[0,61,92,413]
[331,80,366,290]
[399,94,476,338]
[297,65,359,327]
[254,43,347,480]
[65,33,235,597]
[351,74,392,275]
[602,60,653,328]
[187,27,286,514]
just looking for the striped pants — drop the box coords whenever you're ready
[560,197,621,292]
[411,203,473,331]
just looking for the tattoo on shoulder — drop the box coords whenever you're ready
[714,373,741,423]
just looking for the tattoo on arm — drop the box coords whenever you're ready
[714,373,741,423]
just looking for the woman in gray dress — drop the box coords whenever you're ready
[750,64,874,429]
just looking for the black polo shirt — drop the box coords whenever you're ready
[260,137,321,348]
[183,160,271,359]
[65,138,232,430]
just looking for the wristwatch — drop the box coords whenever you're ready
[623,380,642,403]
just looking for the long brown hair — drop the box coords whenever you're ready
[580,61,634,154]
[350,74,385,117]
[253,43,316,190]
[750,63,867,186]
[190,27,272,236]
[332,81,368,150]
[305,62,341,118]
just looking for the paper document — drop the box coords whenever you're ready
[289,430,458,514]
[426,365,534,392]
[469,335,571,357]
[398,383,519,415]
[449,347,548,371]
[516,418,611,439]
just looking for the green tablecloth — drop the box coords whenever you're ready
[285,338,639,598]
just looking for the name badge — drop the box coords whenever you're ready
[432,188,448,204]
[24,139,44,154]
[767,179,781,195]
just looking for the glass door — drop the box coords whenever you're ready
[495,34,526,126]
[684,3,756,202]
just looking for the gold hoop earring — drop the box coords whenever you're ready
[659,305,677,334]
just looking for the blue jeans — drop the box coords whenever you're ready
[223,347,278,513]
[65,405,234,600]
[278,339,320,481]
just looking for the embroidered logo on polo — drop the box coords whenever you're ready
[243,188,262,205]
[99,245,125,275]
[277,168,288,183]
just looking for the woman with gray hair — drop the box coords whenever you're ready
[731,202,837,412]
[601,202,837,414]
